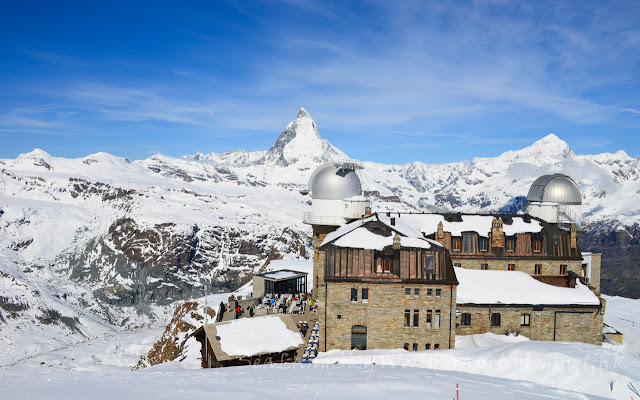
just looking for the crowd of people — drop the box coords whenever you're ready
[217,292,318,321]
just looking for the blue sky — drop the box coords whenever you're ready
[1,1,639,164]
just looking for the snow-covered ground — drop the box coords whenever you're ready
[314,341,640,399]
[602,294,640,358]
[0,362,617,400]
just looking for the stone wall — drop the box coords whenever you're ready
[451,258,583,276]
[312,225,336,353]
[456,303,603,345]
[324,281,457,351]
[589,253,602,293]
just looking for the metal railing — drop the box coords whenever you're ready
[303,213,350,225]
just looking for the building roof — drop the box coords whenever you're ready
[400,213,545,237]
[320,214,442,250]
[322,212,565,247]
[527,174,582,205]
[455,267,600,306]
[199,315,303,361]
[255,269,307,281]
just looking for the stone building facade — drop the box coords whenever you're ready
[316,217,458,351]
[456,304,603,345]
[312,213,605,351]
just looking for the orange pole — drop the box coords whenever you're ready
[456,383,459,400]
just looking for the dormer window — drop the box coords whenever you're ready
[506,239,515,252]
[452,238,462,252]
[479,237,488,252]
[533,240,541,253]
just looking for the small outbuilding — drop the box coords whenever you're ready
[252,269,307,298]
[192,314,304,368]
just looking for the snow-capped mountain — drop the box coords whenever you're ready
[1,107,640,364]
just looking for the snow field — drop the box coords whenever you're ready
[0,362,612,400]
[313,340,640,399]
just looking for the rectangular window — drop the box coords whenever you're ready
[422,252,434,272]
[362,288,369,303]
[534,264,542,275]
[426,309,432,329]
[452,238,462,252]
[560,264,567,275]
[384,257,390,273]
[491,313,501,327]
[351,288,357,302]
[376,257,382,273]
[506,239,515,252]
[434,310,441,329]
[436,288,442,297]
[427,288,433,296]
[412,343,418,351]
[479,237,488,252]
[434,344,439,350]
[460,312,471,325]
[425,343,431,350]
[413,310,419,327]
[404,309,410,327]
[508,264,515,271]
[481,263,488,270]
[414,288,420,297]
[533,240,541,252]
[521,313,531,326]
[405,287,411,297]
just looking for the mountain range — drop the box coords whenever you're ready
[1,107,639,364]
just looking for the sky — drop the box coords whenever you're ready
[1,0,639,165]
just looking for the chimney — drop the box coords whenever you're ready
[570,224,577,248]
[491,217,504,248]
[390,217,396,226]
[393,233,401,249]
[436,221,445,245]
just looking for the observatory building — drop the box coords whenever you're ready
[304,165,604,351]
[526,174,582,229]
[302,162,371,297]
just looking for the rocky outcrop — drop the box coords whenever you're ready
[579,223,640,298]
[134,301,215,370]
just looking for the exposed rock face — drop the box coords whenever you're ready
[134,301,215,370]
[579,224,640,299]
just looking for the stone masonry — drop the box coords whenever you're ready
[324,281,456,351]
[456,303,604,346]
[451,258,583,277]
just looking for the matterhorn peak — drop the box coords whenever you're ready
[297,107,311,119]
[256,107,348,167]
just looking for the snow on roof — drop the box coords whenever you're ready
[257,270,306,280]
[332,227,432,250]
[455,267,600,306]
[265,259,313,277]
[322,214,442,250]
[214,315,303,358]
[400,214,543,236]
[321,215,375,246]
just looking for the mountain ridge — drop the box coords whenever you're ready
[2,107,640,364]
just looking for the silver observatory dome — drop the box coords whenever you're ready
[308,163,362,200]
[527,174,582,205]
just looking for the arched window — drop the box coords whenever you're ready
[351,325,367,350]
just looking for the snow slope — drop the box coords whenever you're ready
[0,362,614,400]
[314,341,640,399]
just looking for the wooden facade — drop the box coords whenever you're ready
[322,221,457,285]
